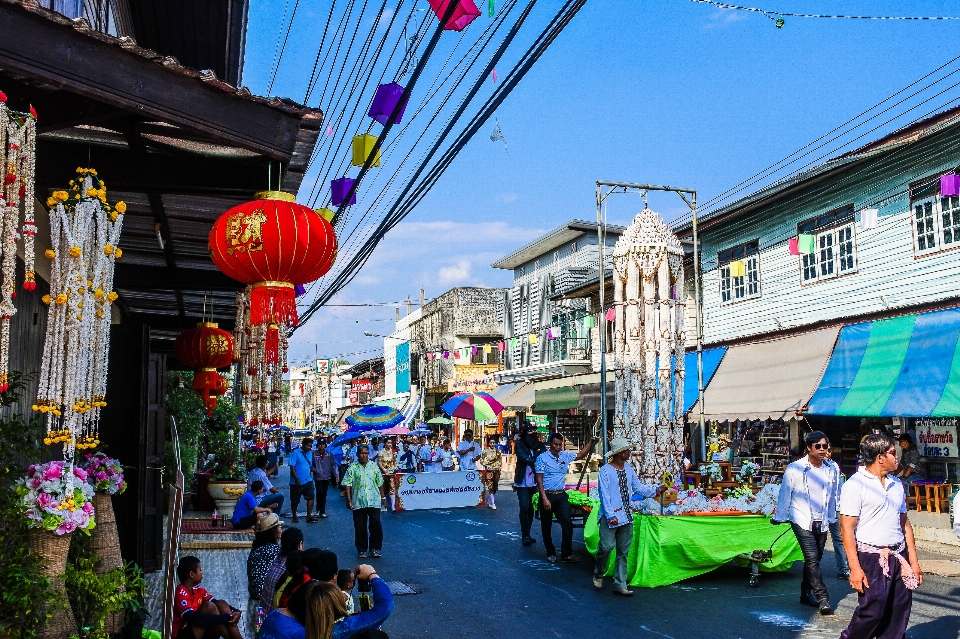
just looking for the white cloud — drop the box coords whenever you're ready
[438,260,472,285]
[704,7,748,29]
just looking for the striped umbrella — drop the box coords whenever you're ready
[345,405,405,431]
[441,392,503,421]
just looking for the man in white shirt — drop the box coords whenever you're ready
[839,433,922,639]
[772,431,842,615]
[456,430,482,471]
[593,438,658,596]
[536,432,595,563]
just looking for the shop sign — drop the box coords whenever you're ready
[349,391,359,406]
[315,359,331,374]
[351,379,373,393]
[396,341,411,394]
[916,418,958,458]
[446,363,496,392]
[526,414,550,432]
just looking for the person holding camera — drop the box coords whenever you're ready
[535,432,596,563]
[772,430,842,615]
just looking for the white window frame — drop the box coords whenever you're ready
[800,222,858,284]
[719,253,760,304]
[912,194,960,256]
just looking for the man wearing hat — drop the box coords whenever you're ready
[513,422,545,546]
[593,438,658,595]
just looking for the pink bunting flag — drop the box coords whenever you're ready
[454,350,460,359]
[326,123,333,137]
[427,352,435,361]
[605,307,616,322]
[491,69,498,83]
[443,351,450,359]
[471,346,478,355]
[788,237,799,256]
[497,341,505,352]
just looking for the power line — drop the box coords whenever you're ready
[692,0,960,21]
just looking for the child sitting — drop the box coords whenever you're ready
[336,568,356,614]
[173,556,242,639]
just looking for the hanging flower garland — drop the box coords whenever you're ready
[35,168,125,458]
[0,92,38,393]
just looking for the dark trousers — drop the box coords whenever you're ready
[232,513,257,529]
[792,522,829,604]
[840,550,913,639]
[352,507,383,552]
[314,479,331,515]
[516,487,535,539]
[540,491,573,558]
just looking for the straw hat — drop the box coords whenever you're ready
[605,438,631,459]
[255,512,280,533]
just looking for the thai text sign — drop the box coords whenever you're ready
[916,418,958,458]
[396,471,484,510]
[396,341,411,394]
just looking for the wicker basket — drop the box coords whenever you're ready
[90,493,125,633]
[28,530,76,639]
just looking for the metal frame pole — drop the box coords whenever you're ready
[596,183,609,459]
[691,194,706,463]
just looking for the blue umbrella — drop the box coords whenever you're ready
[345,405,405,431]
[329,431,365,448]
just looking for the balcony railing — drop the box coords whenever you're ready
[548,337,591,363]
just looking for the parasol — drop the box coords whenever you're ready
[329,431,366,448]
[345,404,405,431]
[379,425,411,436]
[441,392,503,421]
[426,416,453,425]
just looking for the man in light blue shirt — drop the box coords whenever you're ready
[535,431,595,563]
[593,438,657,595]
[288,437,316,523]
[248,454,284,513]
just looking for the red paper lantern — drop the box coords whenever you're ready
[208,191,338,328]
[174,322,235,416]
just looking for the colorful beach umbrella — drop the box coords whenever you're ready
[426,416,453,425]
[345,405,405,431]
[378,425,411,436]
[441,392,503,421]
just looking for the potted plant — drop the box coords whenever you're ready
[699,462,723,489]
[204,430,247,518]
[64,555,127,639]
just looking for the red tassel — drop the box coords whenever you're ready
[265,325,279,364]
[250,284,298,326]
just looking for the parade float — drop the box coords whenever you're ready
[583,208,802,588]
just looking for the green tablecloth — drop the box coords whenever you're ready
[584,507,803,588]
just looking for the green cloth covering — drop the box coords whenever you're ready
[584,509,803,588]
[532,489,594,511]
[534,386,579,411]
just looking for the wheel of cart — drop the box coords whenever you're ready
[738,528,791,587]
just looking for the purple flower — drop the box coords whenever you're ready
[56,519,77,535]
[73,467,88,482]
[36,492,53,509]
[42,463,63,481]
[28,464,36,474]
[95,471,107,483]
[82,502,94,514]
[30,477,41,489]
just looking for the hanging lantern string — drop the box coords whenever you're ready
[692,0,960,21]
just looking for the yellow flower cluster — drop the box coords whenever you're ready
[56,495,77,511]
[68,246,82,258]
[43,428,71,445]
[76,435,99,450]
[33,400,63,417]
[93,288,103,299]
[103,245,114,256]
[55,294,67,305]
[114,248,122,259]
[45,191,70,207]
[45,249,55,259]
[115,201,126,213]
[75,167,98,176]
[72,399,92,413]
[107,292,118,303]
[41,294,51,305]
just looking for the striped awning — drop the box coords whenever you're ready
[808,307,960,417]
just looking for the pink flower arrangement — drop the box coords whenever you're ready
[16,461,96,535]
[77,452,126,495]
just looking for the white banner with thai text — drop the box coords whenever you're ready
[396,472,483,510]
[916,418,958,458]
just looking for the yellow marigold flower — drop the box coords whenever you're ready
[77,287,84,295]
[87,280,92,288]
[68,246,81,258]
[94,288,103,299]
[114,248,122,259]
[77,302,83,309]
[43,438,51,446]
[107,292,118,303]
[54,191,68,201]
[99,182,106,190]
[46,197,56,207]
[115,201,126,213]
[96,309,103,318]
[77,313,82,320]
[109,212,118,222]
[41,294,50,305]
[75,167,83,173]
[103,245,114,255]
[97,192,106,203]
[90,169,97,176]
[86,187,97,197]
[55,294,67,305]
[45,249,55,259]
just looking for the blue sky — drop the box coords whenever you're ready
[241,1,960,366]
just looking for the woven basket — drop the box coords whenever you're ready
[89,493,125,633]
[28,530,76,639]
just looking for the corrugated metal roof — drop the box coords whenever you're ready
[491,220,625,270]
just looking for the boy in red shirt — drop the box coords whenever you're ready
[173,556,242,639]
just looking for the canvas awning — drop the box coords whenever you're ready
[533,386,580,411]
[808,307,960,417]
[691,328,840,422]
[579,383,613,411]
[499,383,535,410]
[490,383,520,403]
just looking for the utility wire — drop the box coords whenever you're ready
[693,0,960,20]
[267,0,302,95]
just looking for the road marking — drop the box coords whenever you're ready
[536,581,579,604]
[638,626,678,639]
[520,559,559,571]
[740,593,790,599]
[497,531,522,540]
[452,518,488,526]
[480,555,508,566]
[466,534,488,540]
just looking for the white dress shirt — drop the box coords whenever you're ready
[457,440,481,471]
[597,463,657,528]
[839,467,907,547]
[775,456,841,530]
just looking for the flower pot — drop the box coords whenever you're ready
[89,493,125,633]
[28,530,76,639]
[207,480,247,518]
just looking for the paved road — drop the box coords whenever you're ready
[280,471,960,639]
